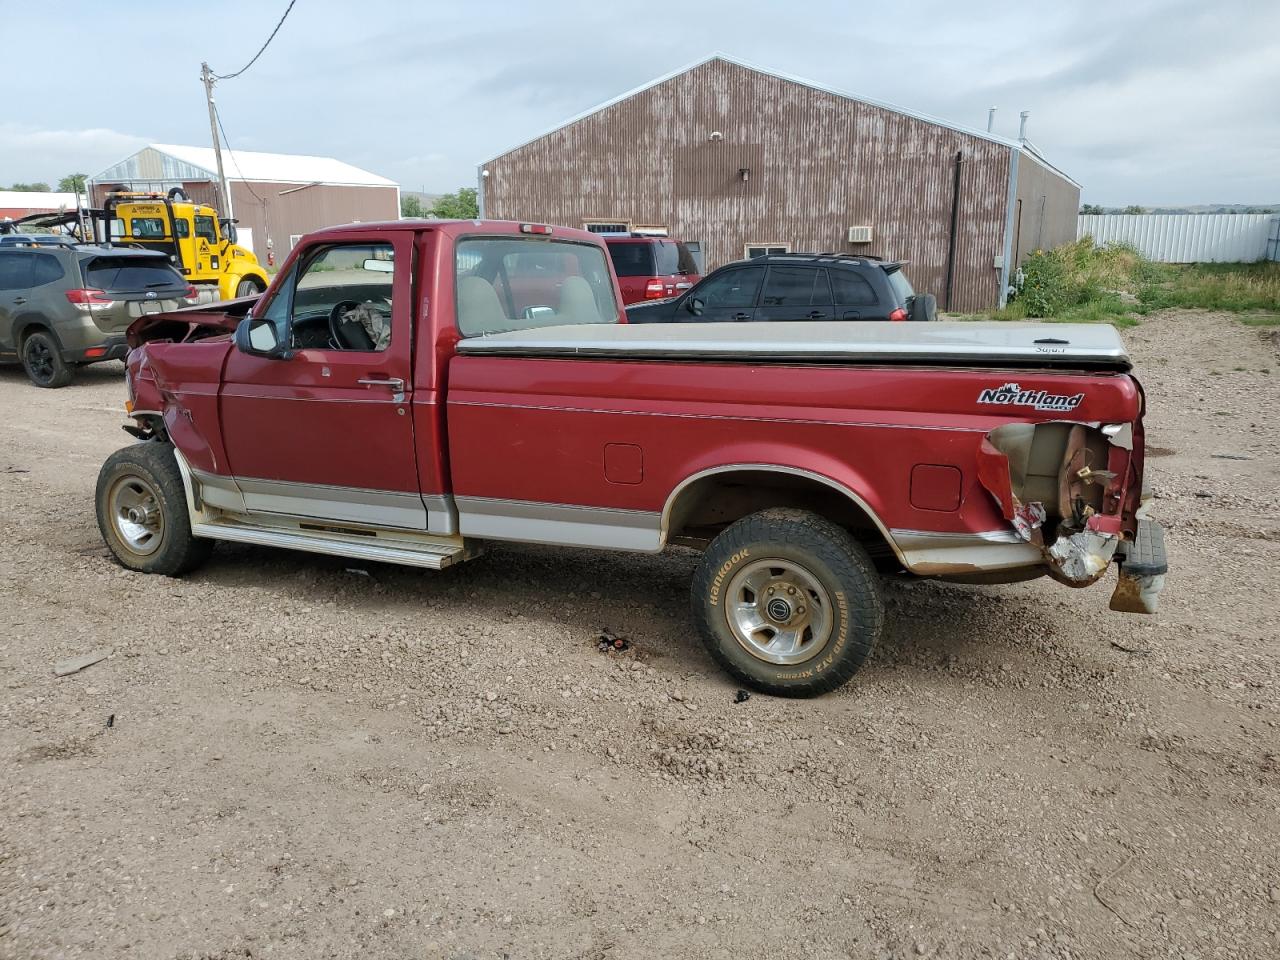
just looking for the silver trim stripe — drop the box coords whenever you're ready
[456,496,662,552]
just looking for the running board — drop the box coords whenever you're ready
[191,518,471,570]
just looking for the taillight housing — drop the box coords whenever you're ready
[888,307,908,322]
[182,285,200,305]
[65,288,115,312]
[644,277,667,299]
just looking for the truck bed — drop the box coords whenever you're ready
[456,321,1132,371]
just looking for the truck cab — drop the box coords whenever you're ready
[98,219,1167,698]
[105,191,269,303]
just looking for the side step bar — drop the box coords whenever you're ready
[191,519,470,570]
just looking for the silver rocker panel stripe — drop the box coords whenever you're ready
[889,527,1042,573]
[189,467,457,535]
[455,496,662,552]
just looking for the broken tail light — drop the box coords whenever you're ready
[182,285,201,305]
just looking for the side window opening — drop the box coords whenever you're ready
[279,242,396,352]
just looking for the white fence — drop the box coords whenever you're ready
[1077,214,1278,263]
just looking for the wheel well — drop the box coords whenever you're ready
[16,320,57,350]
[664,469,900,565]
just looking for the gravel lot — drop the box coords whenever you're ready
[1,309,1277,960]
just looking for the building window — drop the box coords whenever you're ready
[746,243,789,258]
[583,220,631,234]
[632,225,669,236]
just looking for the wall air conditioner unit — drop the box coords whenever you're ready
[847,225,874,244]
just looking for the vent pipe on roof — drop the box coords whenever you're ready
[1018,110,1030,142]
[987,107,997,133]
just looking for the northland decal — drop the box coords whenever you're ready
[977,382,1084,412]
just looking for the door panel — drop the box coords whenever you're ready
[0,252,35,352]
[689,264,763,322]
[219,233,428,530]
[754,265,833,322]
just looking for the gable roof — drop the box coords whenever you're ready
[482,53,1077,188]
[93,144,396,188]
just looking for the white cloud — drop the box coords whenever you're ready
[0,124,147,185]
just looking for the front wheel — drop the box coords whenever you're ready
[235,277,263,298]
[96,442,213,576]
[691,508,884,697]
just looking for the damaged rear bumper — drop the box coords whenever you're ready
[1109,517,1168,614]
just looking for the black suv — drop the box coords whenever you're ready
[625,253,936,324]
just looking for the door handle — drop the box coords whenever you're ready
[732,312,752,320]
[806,311,824,319]
[12,297,26,305]
[358,377,405,390]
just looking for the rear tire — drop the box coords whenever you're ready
[21,330,73,388]
[235,278,263,298]
[690,508,883,697]
[96,441,213,576]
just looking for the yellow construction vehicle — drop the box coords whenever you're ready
[103,189,269,302]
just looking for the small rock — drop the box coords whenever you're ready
[484,691,497,702]
[606,746,617,758]
[497,723,514,735]
[383,908,396,918]
[1270,886,1280,904]
[416,783,429,796]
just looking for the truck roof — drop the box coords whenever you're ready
[311,219,603,243]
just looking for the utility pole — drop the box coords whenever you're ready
[200,62,234,219]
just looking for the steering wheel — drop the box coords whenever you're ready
[328,300,361,347]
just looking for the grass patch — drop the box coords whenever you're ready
[1238,312,1280,326]
[994,237,1280,327]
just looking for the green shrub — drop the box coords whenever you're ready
[1001,238,1280,326]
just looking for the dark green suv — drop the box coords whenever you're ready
[0,245,196,387]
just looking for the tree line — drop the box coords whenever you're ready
[400,187,477,219]
[4,174,89,193]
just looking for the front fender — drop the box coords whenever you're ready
[218,266,269,301]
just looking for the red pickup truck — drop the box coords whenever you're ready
[97,219,1167,697]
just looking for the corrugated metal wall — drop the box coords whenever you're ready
[229,181,400,255]
[484,58,1073,312]
[1077,214,1276,263]
[1012,153,1081,264]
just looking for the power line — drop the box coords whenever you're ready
[212,0,298,79]
[213,106,268,207]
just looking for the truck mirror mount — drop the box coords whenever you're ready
[235,316,292,360]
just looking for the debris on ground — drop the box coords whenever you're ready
[596,628,631,652]
[345,567,371,577]
[734,689,751,703]
[52,650,111,677]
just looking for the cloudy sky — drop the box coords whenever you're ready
[4,0,1277,205]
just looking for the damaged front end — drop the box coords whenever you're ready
[977,419,1167,613]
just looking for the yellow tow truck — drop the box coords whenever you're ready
[103,190,269,302]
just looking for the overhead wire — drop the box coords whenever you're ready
[211,0,298,79]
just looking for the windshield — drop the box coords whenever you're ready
[455,237,619,337]
[608,240,697,277]
[82,256,186,292]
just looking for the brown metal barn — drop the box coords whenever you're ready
[90,144,399,263]
[479,55,1079,312]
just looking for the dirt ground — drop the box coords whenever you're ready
[1,309,1277,960]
